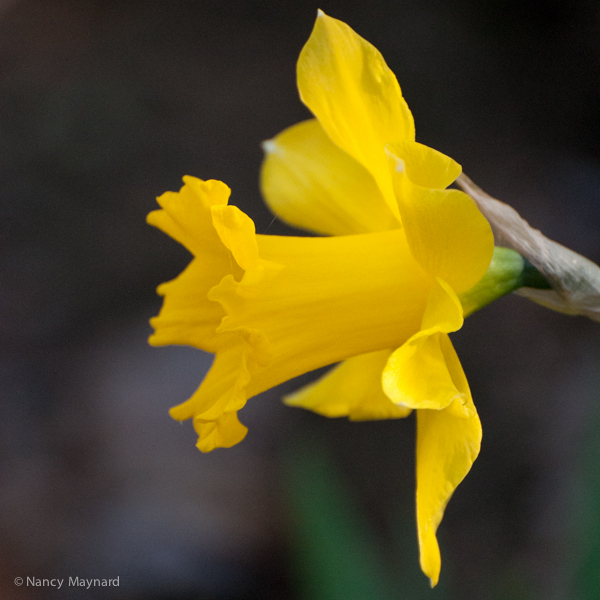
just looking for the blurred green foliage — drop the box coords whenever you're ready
[572,376,600,598]
[284,443,454,599]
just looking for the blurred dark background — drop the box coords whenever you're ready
[1,0,599,598]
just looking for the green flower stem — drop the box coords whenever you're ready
[459,246,551,317]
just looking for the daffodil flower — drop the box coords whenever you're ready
[148,11,494,586]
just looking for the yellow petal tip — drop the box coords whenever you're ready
[384,146,405,174]
[262,138,280,155]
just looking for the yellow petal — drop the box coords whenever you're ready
[147,177,232,257]
[285,350,412,420]
[413,331,481,586]
[387,148,494,294]
[415,355,481,586]
[382,278,472,414]
[390,140,462,190]
[260,119,398,235]
[297,11,414,216]
[382,332,471,413]
[193,411,248,452]
[149,259,231,353]
[168,318,253,423]
[211,204,260,271]
[147,177,244,353]
[420,277,464,333]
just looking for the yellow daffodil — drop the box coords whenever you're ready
[148,11,494,586]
